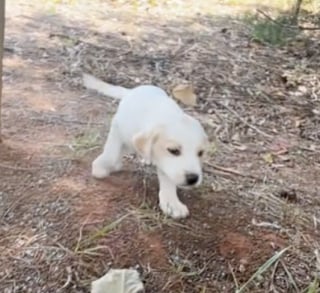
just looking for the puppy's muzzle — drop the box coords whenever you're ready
[185,173,199,186]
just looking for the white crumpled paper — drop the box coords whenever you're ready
[91,269,144,293]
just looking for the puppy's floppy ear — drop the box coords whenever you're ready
[132,127,162,164]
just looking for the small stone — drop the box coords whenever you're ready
[239,263,246,272]
[277,189,298,203]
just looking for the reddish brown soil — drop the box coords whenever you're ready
[1,1,319,293]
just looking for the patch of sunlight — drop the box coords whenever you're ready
[221,0,295,10]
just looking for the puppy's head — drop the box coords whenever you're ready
[132,115,208,187]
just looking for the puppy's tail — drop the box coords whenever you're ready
[82,73,130,100]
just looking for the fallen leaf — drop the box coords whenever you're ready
[172,84,197,106]
[262,153,273,164]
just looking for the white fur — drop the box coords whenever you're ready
[83,73,208,219]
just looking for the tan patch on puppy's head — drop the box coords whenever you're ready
[133,117,208,187]
[132,126,163,164]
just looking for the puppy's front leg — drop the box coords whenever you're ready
[157,169,189,219]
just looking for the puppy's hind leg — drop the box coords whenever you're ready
[92,123,124,179]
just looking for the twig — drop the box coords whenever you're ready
[49,32,133,56]
[58,266,73,291]
[0,0,5,142]
[228,263,239,290]
[54,241,77,256]
[0,270,9,283]
[0,163,38,171]
[205,161,259,180]
[270,259,281,293]
[171,43,198,59]
[252,218,282,230]
[315,249,320,271]
[216,100,273,139]
[256,9,320,31]
[256,9,296,29]
[279,260,299,292]
[74,215,92,253]
[292,0,303,25]
[31,117,105,126]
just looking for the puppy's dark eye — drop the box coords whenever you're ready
[168,148,181,156]
[198,150,204,157]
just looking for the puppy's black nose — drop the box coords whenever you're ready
[185,173,199,185]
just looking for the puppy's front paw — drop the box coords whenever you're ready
[92,159,111,179]
[113,161,123,172]
[159,199,189,219]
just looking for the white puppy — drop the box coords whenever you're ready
[83,74,208,219]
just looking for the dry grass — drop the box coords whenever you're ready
[69,129,101,157]
[1,0,320,292]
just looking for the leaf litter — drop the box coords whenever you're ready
[1,0,320,292]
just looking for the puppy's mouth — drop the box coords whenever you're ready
[178,184,193,190]
[178,183,200,189]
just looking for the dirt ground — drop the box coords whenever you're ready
[0,1,319,292]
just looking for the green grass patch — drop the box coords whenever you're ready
[244,14,300,46]
[74,212,132,254]
[306,277,319,293]
[69,130,101,157]
[236,247,290,293]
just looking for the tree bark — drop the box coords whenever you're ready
[292,0,303,25]
[0,0,5,143]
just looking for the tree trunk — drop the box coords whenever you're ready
[292,0,303,25]
[0,0,5,143]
